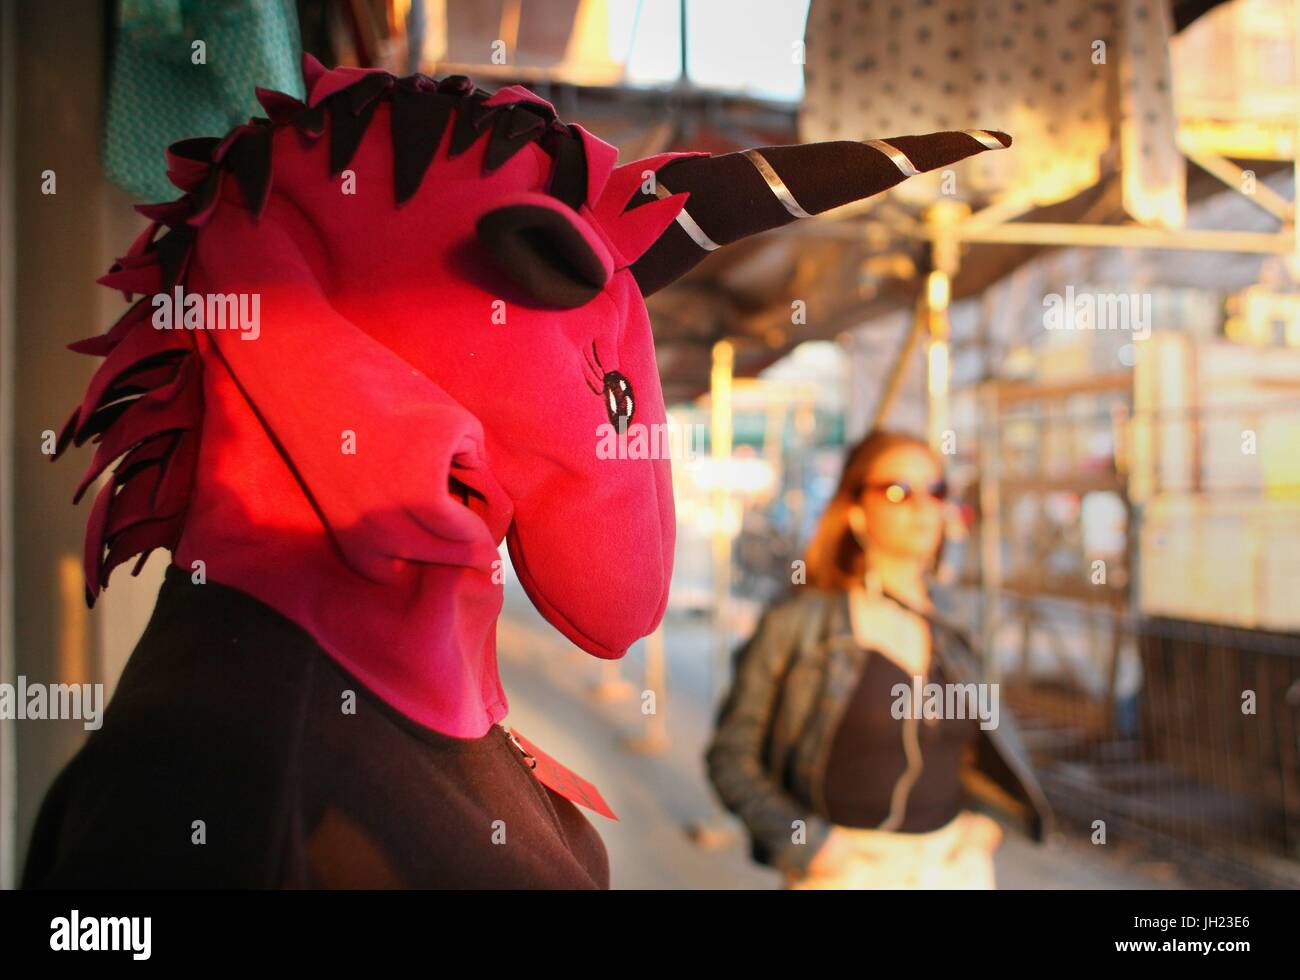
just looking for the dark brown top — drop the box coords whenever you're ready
[821,652,981,833]
[23,566,608,889]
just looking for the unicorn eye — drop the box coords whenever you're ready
[583,342,635,430]
[602,371,634,430]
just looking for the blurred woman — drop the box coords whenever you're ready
[706,429,1052,889]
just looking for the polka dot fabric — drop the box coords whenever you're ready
[801,0,1181,220]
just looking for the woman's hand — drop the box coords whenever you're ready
[944,812,1003,860]
[805,826,885,877]
[929,813,1001,889]
[801,827,920,889]
[794,830,867,889]
[806,827,853,876]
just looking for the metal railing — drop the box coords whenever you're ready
[982,591,1300,887]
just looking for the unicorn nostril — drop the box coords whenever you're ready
[448,468,487,512]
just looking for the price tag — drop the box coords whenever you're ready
[510,729,618,821]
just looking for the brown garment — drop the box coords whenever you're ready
[22,566,608,889]
[821,656,980,832]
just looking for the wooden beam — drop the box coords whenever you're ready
[871,295,926,430]
[1182,148,1293,223]
[950,222,1294,254]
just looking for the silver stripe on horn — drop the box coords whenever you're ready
[863,138,920,177]
[654,179,720,252]
[742,149,813,219]
[962,129,1005,150]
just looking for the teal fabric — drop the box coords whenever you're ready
[103,0,304,202]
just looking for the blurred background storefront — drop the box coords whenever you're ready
[2,0,1299,888]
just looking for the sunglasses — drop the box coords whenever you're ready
[864,479,949,504]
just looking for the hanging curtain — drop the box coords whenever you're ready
[103,0,305,201]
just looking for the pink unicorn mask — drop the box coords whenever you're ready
[58,55,1009,737]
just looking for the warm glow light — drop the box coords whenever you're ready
[927,340,950,396]
[559,0,625,86]
[927,270,950,310]
[690,457,777,497]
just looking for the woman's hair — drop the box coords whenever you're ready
[802,428,940,591]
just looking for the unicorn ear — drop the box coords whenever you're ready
[476,193,612,309]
